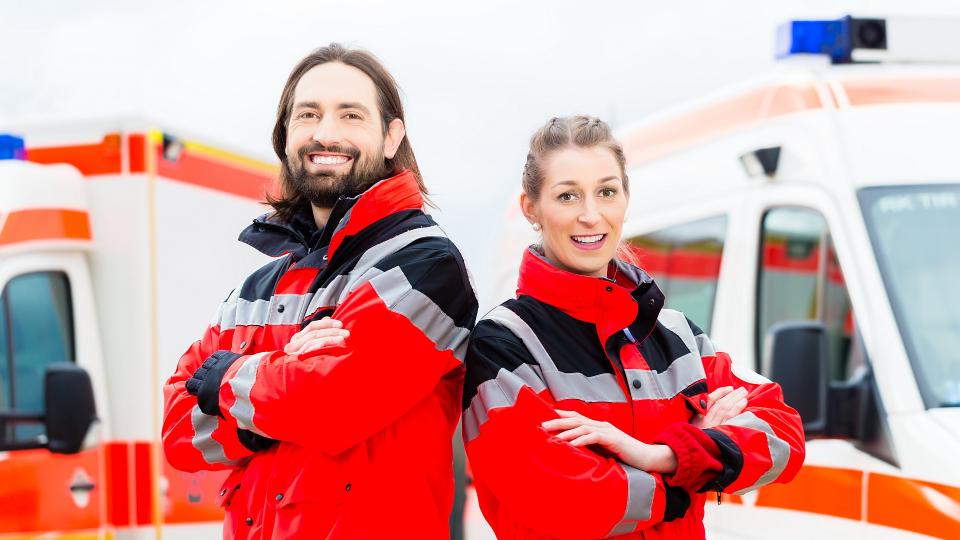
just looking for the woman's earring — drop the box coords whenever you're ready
[532,223,541,232]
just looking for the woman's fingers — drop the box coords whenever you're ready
[569,432,604,447]
[553,425,593,441]
[706,386,735,408]
[700,387,749,427]
[554,409,586,419]
[541,417,586,431]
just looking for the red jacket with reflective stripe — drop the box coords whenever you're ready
[462,249,804,539]
[162,171,478,539]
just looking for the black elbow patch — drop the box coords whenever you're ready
[700,428,744,493]
[237,428,278,452]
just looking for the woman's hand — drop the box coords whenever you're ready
[283,317,350,356]
[692,386,748,429]
[542,410,678,473]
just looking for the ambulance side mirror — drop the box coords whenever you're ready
[44,363,98,454]
[0,363,96,454]
[764,321,828,436]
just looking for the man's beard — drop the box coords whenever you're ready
[283,142,393,208]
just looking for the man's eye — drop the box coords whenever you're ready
[297,111,318,120]
[344,112,363,120]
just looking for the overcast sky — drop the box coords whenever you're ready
[4,0,960,302]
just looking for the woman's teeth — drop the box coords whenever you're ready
[310,155,350,165]
[572,234,605,244]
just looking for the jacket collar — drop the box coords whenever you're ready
[516,247,665,345]
[239,169,423,261]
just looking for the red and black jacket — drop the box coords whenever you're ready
[463,248,804,539]
[162,170,478,539]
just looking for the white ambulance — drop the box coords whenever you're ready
[0,122,276,539]
[487,15,960,539]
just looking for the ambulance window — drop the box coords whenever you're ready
[757,208,853,381]
[0,272,75,440]
[626,215,727,334]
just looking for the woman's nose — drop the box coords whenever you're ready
[578,201,601,225]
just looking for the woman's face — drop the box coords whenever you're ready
[521,146,628,277]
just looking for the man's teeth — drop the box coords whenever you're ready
[572,234,604,244]
[310,155,350,165]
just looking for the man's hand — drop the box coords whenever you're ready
[283,317,350,356]
[542,409,678,473]
[692,386,748,429]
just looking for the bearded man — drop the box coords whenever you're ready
[162,44,478,539]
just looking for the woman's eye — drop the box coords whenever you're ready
[599,188,618,197]
[559,192,578,202]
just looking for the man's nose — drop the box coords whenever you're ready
[311,117,342,147]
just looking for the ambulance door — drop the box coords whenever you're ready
[0,252,106,539]
[726,196,903,539]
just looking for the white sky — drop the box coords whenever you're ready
[3,0,960,299]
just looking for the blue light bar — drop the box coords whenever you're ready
[777,16,854,63]
[0,134,26,160]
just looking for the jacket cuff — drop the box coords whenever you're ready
[655,422,723,489]
[194,351,242,417]
[699,428,744,493]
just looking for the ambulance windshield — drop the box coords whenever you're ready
[860,184,960,408]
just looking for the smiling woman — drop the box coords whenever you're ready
[461,115,805,539]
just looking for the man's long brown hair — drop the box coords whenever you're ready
[267,43,426,221]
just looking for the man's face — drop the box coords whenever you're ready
[283,62,397,207]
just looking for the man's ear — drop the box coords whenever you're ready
[383,118,406,160]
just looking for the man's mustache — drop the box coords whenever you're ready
[296,142,360,161]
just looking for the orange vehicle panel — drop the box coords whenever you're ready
[0,209,92,246]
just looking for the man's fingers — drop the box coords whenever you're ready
[285,328,350,352]
[291,335,347,355]
[304,317,343,330]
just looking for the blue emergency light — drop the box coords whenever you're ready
[0,134,26,160]
[777,16,887,64]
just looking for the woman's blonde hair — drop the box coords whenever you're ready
[521,115,629,202]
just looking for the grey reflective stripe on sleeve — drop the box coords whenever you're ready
[624,350,706,400]
[484,306,559,370]
[267,293,314,325]
[305,225,446,316]
[190,404,239,466]
[485,306,628,404]
[463,363,548,443]
[227,352,269,436]
[607,464,657,535]
[726,411,791,495]
[368,267,471,360]
[229,298,270,330]
[211,288,240,329]
[226,293,315,328]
